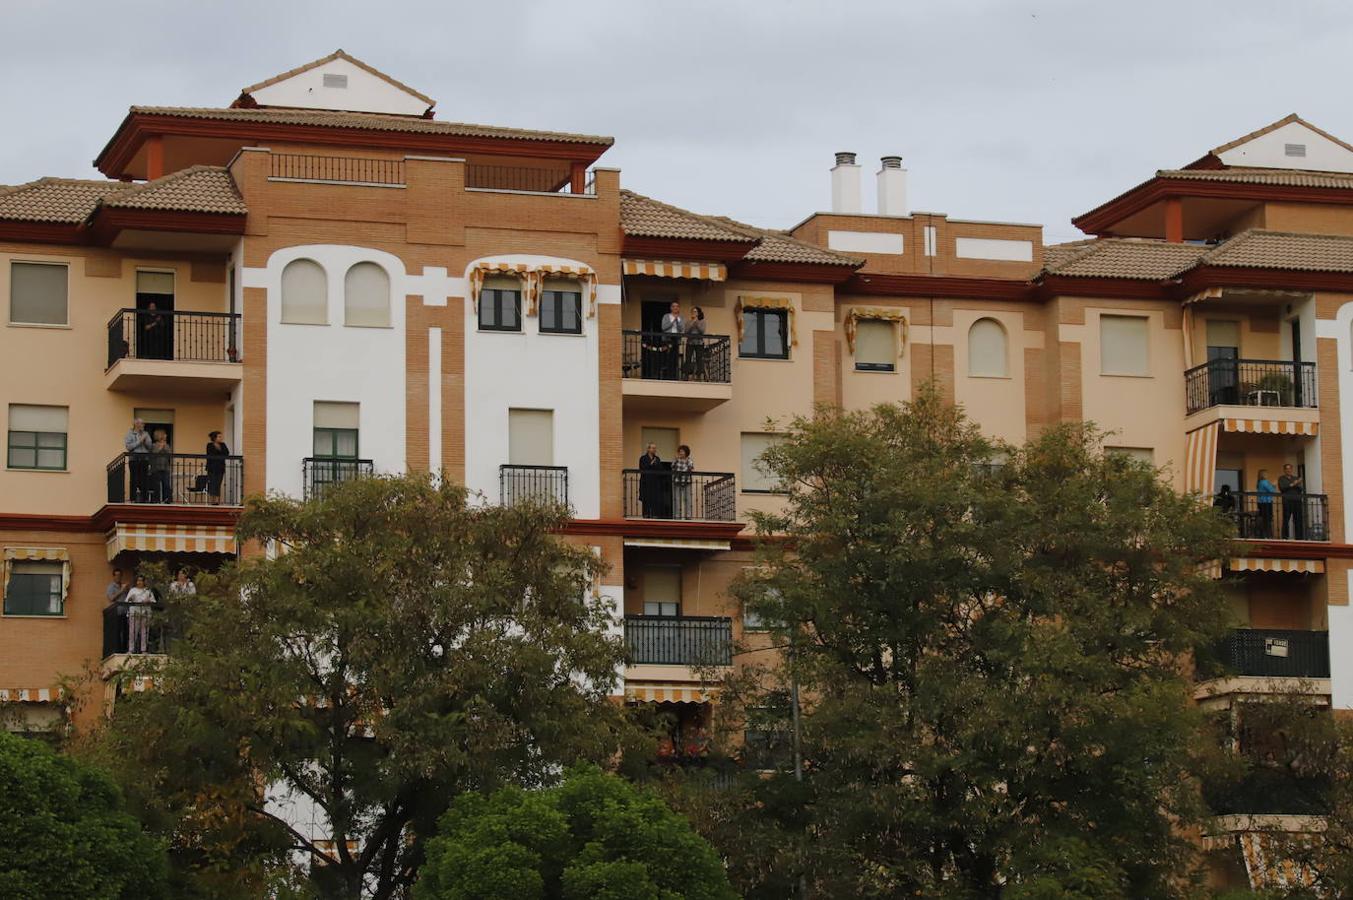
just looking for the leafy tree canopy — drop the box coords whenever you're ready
[415,766,737,900]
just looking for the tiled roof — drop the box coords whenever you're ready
[708,215,861,266]
[1159,167,1353,189]
[1040,239,1095,271]
[0,178,135,223]
[1208,114,1353,157]
[128,106,614,146]
[103,166,246,215]
[241,49,436,107]
[1041,238,1207,280]
[1201,230,1353,272]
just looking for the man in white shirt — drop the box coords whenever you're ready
[123,417,152,500]
[660,301,684,378]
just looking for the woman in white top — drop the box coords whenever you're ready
[168,568,196,598]
[125,574,156,654]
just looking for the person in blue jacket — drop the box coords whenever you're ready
[1256,469,1278,538]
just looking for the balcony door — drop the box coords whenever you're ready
[135,270,175,360]
[1290,318,1305,406]
[508,409,554,466]
[643,565,681,617]
[1205,320,1240,407]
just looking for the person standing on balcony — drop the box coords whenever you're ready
[673,444,695,519]
[1256,470,1278,539]
[638,442,671,519]
[684,307,707,381]
[661,301,684,380]
[106,568,128,605]
[1279,463,1306,540]
[149,429,173,503]
[140,301,170,360]
[125,575,156,654]
[124,418,152,501]
[168,568,196,598]
[205,431,230,504]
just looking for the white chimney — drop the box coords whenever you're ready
[830,151,861,214]
[877,155,908,216]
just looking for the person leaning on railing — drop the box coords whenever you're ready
[672,444,695,519]
[148,429,173,503]
[125,575,156,654]
[683,306,707,380]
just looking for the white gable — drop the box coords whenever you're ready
[1217,121,1353,173]
[249,57,430,116]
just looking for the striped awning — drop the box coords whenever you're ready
[623,259,727,281]
[1184,422,1220,497]
[625,682,718,703]
[623,538,732,551]
[106,524,236,560]
[1240,832,1317,891]
[1230,557,1325,575]
[469,261,599,318]
[1224,418,1318,436]
[0,687,58,703]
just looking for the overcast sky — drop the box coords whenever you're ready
[3,0,1352,245]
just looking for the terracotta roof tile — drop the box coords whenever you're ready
[1041,238,1206,280]
[707,215,861,266]
[1201,230,1353,272]
[0,178,135,224]
[620,190,751,242]
[1208,114,1353,157]
[129,106,614,146]
[241,49,435,107]
[103,166,246,215]
[1159,167,1353,189]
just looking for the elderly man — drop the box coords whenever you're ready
[660,301,684,379]
[124,417,152,501]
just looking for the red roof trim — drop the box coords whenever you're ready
[621,236,757,264]
[1036,274,1171,300]
[1074,175,1353,235]
[1177,265,1353,296]
[562,518,745,542]
[729,260,858,284]
[845,273,1033,300]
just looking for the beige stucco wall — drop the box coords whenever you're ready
[952,308,1030,445]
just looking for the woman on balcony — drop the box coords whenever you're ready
[149,429,173,503]
[125,575,155,654]
[673,444,695,520]
[205,431,230,504]
[683,307,707,381]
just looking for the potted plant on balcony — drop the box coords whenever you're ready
[1255,371,1296,406]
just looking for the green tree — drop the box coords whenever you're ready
[84,473,628,899]
[713,387,1236,898]
[0,730,168,898]
[415,766,736,900]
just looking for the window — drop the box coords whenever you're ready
[4,560,64,616]
[280,259,327,325]
[1100,314,1150,376]
[313,401,359,458]
[508,409,554,466]
[136,270,174,305]
[743,691,793,770]
[640,426,679,461]
[854,320,895,372]
[8,405,68,470]
[741,432,787,493]
[967,318,1008,377]
[740,308,789,359]
[479,276,522,332]
[1106,446,1154,465]
[643,566,680,617]
[539,279,582,334]
[9,262,68,326]
[343,262,390,327]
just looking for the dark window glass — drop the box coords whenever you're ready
[740,309,789,359]
[7,431,66,470]
[540,291,582,334]
[4,566,63,616]
[479,289,522,332]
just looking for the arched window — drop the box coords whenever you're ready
[968,318,1008,377]
[280,259,327,325]
[344,262,391,327]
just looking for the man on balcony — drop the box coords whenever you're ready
[123,417,151,501]
[660,301,684,380]
[1279,464,1306,540]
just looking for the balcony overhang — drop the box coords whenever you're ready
[624,668,728,702]
[1194,676,1331,709]
[622,378,732,412]
[105,357,242,395]
[1185,404,1319,436]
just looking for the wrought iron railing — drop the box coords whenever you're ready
[1205,769,1330,816]
[1185,359,1317,414]
[102,601,173,657]
[465,164,594,195]
[621,331,731,383]
[107,452,243,505]
[269,153,405,186]
[303,457,374,500]
[1212,628,1331,679]
[624,616,733,666]
[1214,491,1328,541]
[623,469,736,521]
[499,464,569,507]
[107,309,241,367]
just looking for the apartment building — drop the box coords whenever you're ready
[1,53,1349,888]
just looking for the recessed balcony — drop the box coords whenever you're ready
[107,452,243,506]
[105,309,242,394]
[1195,628,1331,708]
[623,469,736,522]
[624,615,732,684]
[1216,492,1328,541]
[621,331,732,412]
[1185,358,1317,420]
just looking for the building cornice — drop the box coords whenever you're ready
[620,236,758,263]
[845,273,1033,300]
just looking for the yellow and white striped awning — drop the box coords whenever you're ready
[1240,832,1318,891]
[106,524,236,560]
[625,682,719,704]
[1184,422,1220,497]
[623,538,732,551]
[1229,557,1325,575]
[0,687,58,703]
[1223,418,1318,436]
[622,259,727,281]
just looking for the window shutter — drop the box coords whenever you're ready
[1100,315,1150,376]
[281,259,328,325]
[741,433,786,492]
[1205,319,1240,349]
[967,319,1009,377]
[854,320,894,366]
[508,409,554,466]
[9,404,68,432]
[344,262,390,327]
[314,401,359,429]
[136,271,175,295]
[10,262,68,325]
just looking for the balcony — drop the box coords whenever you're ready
[303,457,374,500]
[625,616,733,667]
[465,164,594,195]
[1186,359,1317,415]
[1196,629,1331,707]
[623,469,736,522]
[105,309,242,394]
[1205,769,1330,817]
[102,601,173,659]
[621,331,732,412]
[499,464,569,507]
[1217,492,1328,541]
[107,452,243,506]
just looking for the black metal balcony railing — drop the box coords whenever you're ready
[625,616,733,667]
[1214,491,1328,541]
[107,309,241,368]
[270,153,406,186]
[1185,359,1317,414]
[303,457,374,500]
[499,464,569,507]
[465,164,595,195]
[1205,769,1330,816]
[621,331,732,384]
[107,452,243,505]
[623,469,736,522]
[102,601,172,657]
[1213,628,1331,679]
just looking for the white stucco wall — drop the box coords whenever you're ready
[249,57,429,116]
[1217,121,1353,173]
[1316,302,1353,708]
